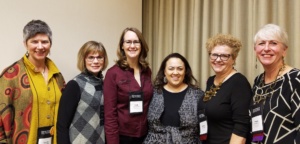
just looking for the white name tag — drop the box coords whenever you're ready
[199,121,208,135]
[252,115,263,132]
[130,101,143,113]
[38,137,52,144]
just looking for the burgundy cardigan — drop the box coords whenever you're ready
[103,65,153,144]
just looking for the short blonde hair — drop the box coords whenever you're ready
[254,24,288,48]
[77,41,108,72]
[206,34,242,61]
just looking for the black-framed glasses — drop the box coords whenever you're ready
[209,53,231,61]
[86,56,104,62]
[123,40,141,46]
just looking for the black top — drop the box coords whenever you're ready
[57,80,80,144]
[204,73,252,144]
[160,87,188,127]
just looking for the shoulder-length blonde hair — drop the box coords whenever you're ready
[77,41,108,72]
[116,27,149,70]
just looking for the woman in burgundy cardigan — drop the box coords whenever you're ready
[103,27,153,144]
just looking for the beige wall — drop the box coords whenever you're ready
[0,0,142,81]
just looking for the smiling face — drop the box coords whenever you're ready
[122,31,141,60]
[210,45,234,75]
[24,33,51,65]
[164,57,186,88]
[254,39,287,68]
[85,52,105,76]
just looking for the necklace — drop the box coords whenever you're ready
[203,71,236,102]
[203,80,223,102]
[253,65,285,104]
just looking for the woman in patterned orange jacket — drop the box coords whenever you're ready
[0,19,65,144]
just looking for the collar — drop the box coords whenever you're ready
[83,69,103,79]
[23,54,60,75]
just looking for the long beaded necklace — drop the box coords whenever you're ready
[253,65,285,104]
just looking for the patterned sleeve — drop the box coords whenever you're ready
[291,70,300,143]
[197,88,205,111]
[0,70,9,143]
[0,101,7,143]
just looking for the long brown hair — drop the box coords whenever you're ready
[116,27,149,70]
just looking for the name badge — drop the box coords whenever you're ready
[252,115,263,132]
[38,137,52,144]
[251,103,264,142]
[129,91,143,114]
[37,126,53,144]
[199,110,208,140]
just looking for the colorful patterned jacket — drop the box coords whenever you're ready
[0,57,65,144]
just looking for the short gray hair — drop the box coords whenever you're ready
[254,24,288,47]
[23,20,52,45]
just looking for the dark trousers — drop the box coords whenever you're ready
[119,135,146,144]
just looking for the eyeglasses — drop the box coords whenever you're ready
[123,40,141,46]
[86,56,104,62]
[209,53,231,61]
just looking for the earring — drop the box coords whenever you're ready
[25,51,29,57]
[282,57,285,65]
[163,76,168,83]
[255,58,257,69]
[233,66,237,71]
